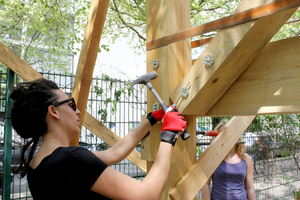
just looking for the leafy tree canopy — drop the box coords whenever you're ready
[0,0,81,73]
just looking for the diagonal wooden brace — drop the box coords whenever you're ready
[70,0,110,146]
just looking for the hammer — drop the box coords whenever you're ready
[129,71,190,140]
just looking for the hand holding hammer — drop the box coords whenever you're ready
[129,71,190,141]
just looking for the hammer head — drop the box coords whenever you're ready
[129,71,158,89]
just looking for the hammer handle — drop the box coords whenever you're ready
[147,82,168,112]
[146,82,190,141]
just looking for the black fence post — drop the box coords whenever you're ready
[3,69,14,200]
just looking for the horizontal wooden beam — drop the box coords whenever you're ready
[0,42,147,173]
[206,36,300,116]
[146,0,300,51]
[169,115,255,200]
[170,1,298,116]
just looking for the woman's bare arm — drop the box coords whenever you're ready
[94,119,151,165]
[202,177,211,200]
[91,142,173,200]
[245,154,256,200]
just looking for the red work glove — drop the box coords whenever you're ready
[146,108,165,126]
[161,108,186,132]
[160,108,187,146]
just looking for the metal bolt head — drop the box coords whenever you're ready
[204,55,213,66]
[180,87,189,97]
[152,102,159,111]
[152,59,159,69]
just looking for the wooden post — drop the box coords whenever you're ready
[145,0,194,199]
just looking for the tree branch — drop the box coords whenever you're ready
[111,0,146,41]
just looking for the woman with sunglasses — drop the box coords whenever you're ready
[10,78,187,200]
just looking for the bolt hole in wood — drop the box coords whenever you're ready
[212,78,218,83]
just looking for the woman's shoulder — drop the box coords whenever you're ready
[60,146,89,153]
[37,146,93,165]
[57,146,97,159]
[243,153,253,164]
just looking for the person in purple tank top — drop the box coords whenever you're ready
[202,121,256,200]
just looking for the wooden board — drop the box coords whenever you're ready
[169,115,255,200]
[169,0,298,116]
[141,114,152,161]
[145,0,192,160]
[0,42,43,81]
[146,1,193,200]
[70,0,110,146]
[207,36,300,116]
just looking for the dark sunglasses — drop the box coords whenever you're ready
[53,98,77,111]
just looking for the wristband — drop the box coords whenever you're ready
[160,130,178,146]
[146,112,157,126]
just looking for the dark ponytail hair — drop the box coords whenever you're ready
[10,78,59,177]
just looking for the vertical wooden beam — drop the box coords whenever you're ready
[70,0,110,146]
[145,0,193,199]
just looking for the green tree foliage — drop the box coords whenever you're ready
[104,0,242,53]
[272,9,300,41]
[1,0,298,72]
[105,0,299,51]
[0,0,87,73]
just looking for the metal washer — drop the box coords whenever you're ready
[152,59,159,69]
[180,87,189,97]
[204,55,213,66]
[152,102,160,111]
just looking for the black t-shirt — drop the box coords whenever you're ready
[27,146,111,200]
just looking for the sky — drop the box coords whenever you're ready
[73,37,205,82]
[74,39,147,81]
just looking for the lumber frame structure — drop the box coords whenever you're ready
[0,0,299,199]
[146,0,299,199]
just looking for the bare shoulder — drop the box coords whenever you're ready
[244,153,253,164]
